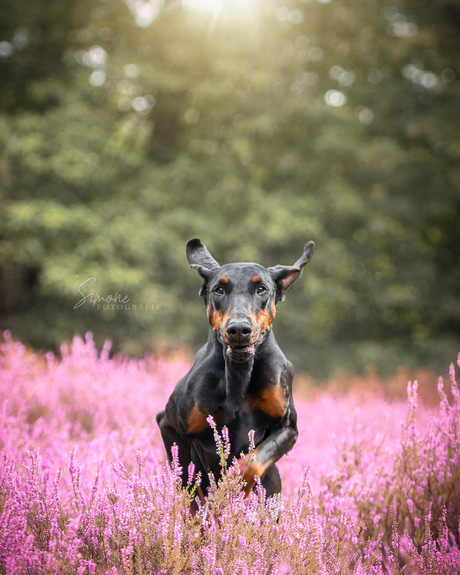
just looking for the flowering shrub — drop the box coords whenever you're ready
[0,331,459,574]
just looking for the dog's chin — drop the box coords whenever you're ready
[225,344,256,363]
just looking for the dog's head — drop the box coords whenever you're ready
[186,238,315,363]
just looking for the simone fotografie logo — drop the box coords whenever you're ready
[74,277,161,312]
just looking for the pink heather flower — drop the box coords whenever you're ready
[206,415,217,431]
[170,444,182,480]
[276,563,292,575]
[437,376,444,394]
[425,502,432,523]
[135,450,143,470]
[248,429,255,452]
[373,513,382,526]
[407,498,414,514]
[221,425,231,456]
[2,332,460,574]
[187,462,196,486]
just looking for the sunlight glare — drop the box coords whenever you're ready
[127,0,165,28]
[182,0,262,21]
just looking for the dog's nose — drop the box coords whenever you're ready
[226,320,252,344]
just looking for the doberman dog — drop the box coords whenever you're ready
[156,238,315,502]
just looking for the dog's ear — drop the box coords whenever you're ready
[186,238,220,280]
[268,241,315,301]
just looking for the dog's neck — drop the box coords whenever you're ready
[222,354,255,415]
[208,329,272,415]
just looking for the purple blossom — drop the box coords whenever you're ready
[0,331,459,573]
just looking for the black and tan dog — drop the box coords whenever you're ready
[156,238,314,500]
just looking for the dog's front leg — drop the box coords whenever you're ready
[156,409,193,486]
[240,422,298,495]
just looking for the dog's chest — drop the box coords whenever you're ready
[185,383,287,439]
[245,384,287,420]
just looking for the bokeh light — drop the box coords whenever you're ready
[324,89,347,107]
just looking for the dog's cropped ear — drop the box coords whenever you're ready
[186,238,220,280]
[268,241,315,301]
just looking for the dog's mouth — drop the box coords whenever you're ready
[225,343,256,363]
[227,344,255,354]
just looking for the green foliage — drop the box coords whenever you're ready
[0,0,459,375]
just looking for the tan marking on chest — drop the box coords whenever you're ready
[249,385,286,419]
[187,406,209,435]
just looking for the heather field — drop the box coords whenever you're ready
[0,332,459,574]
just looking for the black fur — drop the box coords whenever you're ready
[156,238,314,501]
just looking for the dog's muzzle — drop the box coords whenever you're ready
[223,319,258,362]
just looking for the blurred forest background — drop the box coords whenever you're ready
[0,0,459,379]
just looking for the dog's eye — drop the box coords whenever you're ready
[256,285,268,295]
[214,286,225,295]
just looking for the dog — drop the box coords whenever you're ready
[156,238,314,501]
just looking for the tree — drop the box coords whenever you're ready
[1,0,459,377]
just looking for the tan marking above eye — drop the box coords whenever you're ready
[220,275,229,283]
[252,275,261,283]
[187,406,209,435]
[248,385,286,419]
